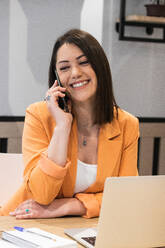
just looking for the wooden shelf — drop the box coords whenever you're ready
[125,15,165,24]
[116,0,165,43]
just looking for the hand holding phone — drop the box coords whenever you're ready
[54,70,69,113]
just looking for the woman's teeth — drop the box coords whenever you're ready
[72,81,89,88]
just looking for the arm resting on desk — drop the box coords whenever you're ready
[10,198,86,219]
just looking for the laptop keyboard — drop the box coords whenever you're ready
[81,236,165,247]
[82,236,96,246]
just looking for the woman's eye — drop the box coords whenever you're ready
[60,66,70,71]
[80,60,89,65]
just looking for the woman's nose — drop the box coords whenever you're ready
[71,65,82,79]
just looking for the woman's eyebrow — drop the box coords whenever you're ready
[58,60,69,64]
[57,54,86,64]
[76,54,86,60]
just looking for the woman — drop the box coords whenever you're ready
[0,29,139,219]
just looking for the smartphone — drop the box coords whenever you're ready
[54,70,69,112]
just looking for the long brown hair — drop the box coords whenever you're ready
[48,29,118,124]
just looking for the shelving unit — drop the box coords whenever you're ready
[116,0,165,43]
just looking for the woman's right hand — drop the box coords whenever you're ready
[45,81,73,128]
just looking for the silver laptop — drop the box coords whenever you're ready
[65,176,165,248]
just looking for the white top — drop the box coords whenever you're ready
[74,160,98,194]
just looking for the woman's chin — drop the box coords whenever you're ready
[72,95,96,105]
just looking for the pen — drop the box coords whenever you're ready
[14,226,56,241]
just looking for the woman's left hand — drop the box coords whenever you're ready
[10,198,86,219]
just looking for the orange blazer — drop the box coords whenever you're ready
[0,102,139,218]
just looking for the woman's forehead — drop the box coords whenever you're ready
[56,43,85,63]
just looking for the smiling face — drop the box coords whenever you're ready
[56,43,97,104]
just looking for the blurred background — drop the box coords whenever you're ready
[0,0,165,117]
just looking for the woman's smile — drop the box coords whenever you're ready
[70,79,90,89]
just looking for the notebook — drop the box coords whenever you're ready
[0,240,20,248]
[2,227,77,248]
[65,176,165,248]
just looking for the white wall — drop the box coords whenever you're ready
[0,0,84,116]
[102,0,165,117]
[0,0,165,117]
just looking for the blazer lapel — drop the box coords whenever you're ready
[62,118,122,195]
[86,118,122,192]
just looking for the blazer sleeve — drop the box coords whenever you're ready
[22,103,70,205]
[75,192,102,218]
[75,115,140,219]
